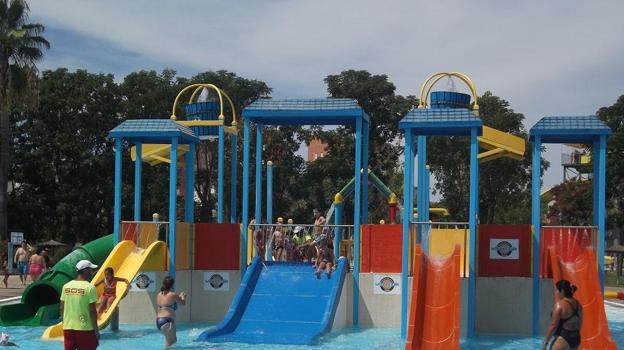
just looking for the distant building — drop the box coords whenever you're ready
[307,138,328,161]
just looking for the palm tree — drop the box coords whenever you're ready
[0,0,49,240]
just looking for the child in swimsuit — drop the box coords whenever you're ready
[314,244,335,279]
[156,276,187,347]
[272,230,287,261]
[0,333,17,347]
[254,229,267,261]
[94,267,131,317]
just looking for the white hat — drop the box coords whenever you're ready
[293,226,303,234]
[0,333,9,345]
[76,260,98,271]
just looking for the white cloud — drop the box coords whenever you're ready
[29,0,624,189]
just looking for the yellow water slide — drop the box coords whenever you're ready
[478,126,525,163]
[41,240,167,339]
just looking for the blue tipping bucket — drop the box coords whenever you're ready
[184,101,220,137]
[430,91,471,109]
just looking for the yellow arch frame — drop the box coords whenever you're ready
[417,71,479,115]
[170,83,238,126]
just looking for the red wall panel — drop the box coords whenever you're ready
[194,223,240,270]
[478,224,531,277]
[361,224,402,273]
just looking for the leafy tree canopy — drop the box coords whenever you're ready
[596,95,624,229]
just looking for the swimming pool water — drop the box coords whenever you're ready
[3,305,623,349]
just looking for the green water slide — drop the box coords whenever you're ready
[0,234,114,326]
[336,170,394,199]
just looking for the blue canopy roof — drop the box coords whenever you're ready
[529,116,612,143]
[243,98,369,126]
[399,108,483,136]
[109,119,200,144]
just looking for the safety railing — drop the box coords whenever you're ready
[409,221,470,278]
[121,221,169,248]
[248,223,355,269]
[561,152,590,166]
[120,221,193,270]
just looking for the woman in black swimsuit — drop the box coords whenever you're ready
[543,279,583,350]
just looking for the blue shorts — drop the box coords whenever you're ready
[17,261,28,275]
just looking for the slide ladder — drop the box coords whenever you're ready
[197,256,348,345]
[42,240,166,339]
[549,246,616,349]
[405,245,461,350]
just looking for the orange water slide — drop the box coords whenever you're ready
[549,246,616,349]
[405,245,461,350]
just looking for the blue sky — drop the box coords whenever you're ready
[29,0,624,191]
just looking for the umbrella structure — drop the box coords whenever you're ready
[37,239,68,247]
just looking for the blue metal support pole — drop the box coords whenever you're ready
[267,161,273,224]
[531,135,542,336]
[217,123,225,223]
[254,124,263,226]
[133,142,142,221]
[334,201,343,258]
[417,136,427,251]
[184,142,195,223]
[353,117,362,327]
[467,127,479,338]
[230,132,238,223]
[113,138,123,244]
[362,122,369,224]
[400,131,414,340]
[593,138,599,234]
[266,160,273,261]
[241,119,251,272]
[424,165,430,222]
[169,137,179,279]
[595,135,607,289]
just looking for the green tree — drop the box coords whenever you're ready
[10,69,122,242]
[546,180,593,226]
[596,95,624,231]
[9,68,276,243]
[0,0,49,240]
[428,91,549,223]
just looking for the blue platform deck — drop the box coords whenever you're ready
[197,257,348,345]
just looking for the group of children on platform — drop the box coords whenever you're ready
[253,208,336,278]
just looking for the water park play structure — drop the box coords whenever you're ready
[0,72,618,349]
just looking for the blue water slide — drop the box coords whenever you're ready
[197,256,349,345]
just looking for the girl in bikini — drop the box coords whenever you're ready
[156,276,187,347]
[94,267,131,317]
